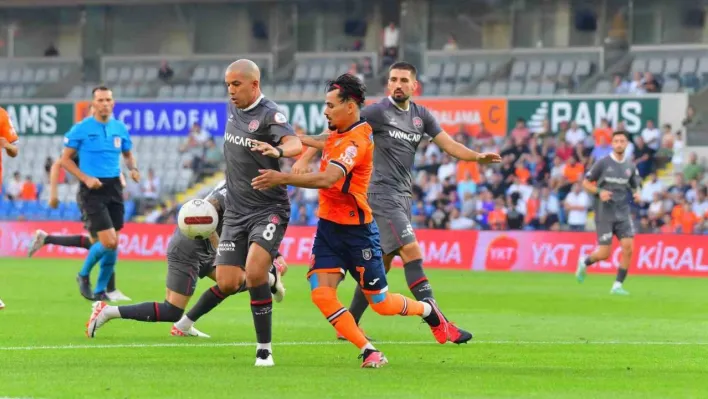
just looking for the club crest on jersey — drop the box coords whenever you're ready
[412,117,423,129]
[114,137,121,148]
[625,169,632,177]
[344,146,358,159]
[362,248,372,260]
[269,214,280,225]
[248,120,260,132]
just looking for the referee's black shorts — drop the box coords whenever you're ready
[78,177,124,235]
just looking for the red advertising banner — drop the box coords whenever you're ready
[472,231,708,277]
[3,222,708,277]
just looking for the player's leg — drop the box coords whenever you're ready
[94,194,126,300]
[174,262,283,334]
[76,200,116,300]
[576,220,613,283]
[27,229,92,257]
[611,220,635,295]
[86,260,199,337]
[0,298,5,310]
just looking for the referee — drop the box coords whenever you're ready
[60,86,139,300]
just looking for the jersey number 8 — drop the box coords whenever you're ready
[263,223,277,241]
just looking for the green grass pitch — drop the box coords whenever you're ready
[1,258,707,399]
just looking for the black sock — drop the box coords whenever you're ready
[185,285,233,322]
[615,268,628,283]
[422,299,442,327]
[107,273,116,292]
[404,259,434,301]
[249,283,273,344]
[348,285,370,325]
[584,257,594,266]
[118,301,183,322]
[45,234,92,249]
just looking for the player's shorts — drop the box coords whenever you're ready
[308,218,388,294]
[77,177,124,235]
[166,256,214,297]
[595,218,635,246]
[215,208,289,268]
[368,193,415,255]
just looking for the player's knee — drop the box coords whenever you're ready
[399,242,422,262]
[621,242,634,255]
[245,267,268,287]
[368,292,397,316]
[100,235,118,250]
[310,286,337,313]
[217,274,245,295]
[161,301,184,322]
[595,247,611,260]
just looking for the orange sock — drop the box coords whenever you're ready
[311,286,369,349]
[369,292,424,316]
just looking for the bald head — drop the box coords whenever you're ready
[226,59,261,82]
[225,59,262,109]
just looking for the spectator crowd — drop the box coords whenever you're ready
[285,109,708,235]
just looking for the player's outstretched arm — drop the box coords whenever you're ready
[48,159,62,208]
[292,146,320,174]
[252,164,343,190]
[251,136,302,159]
[432,131,501,164]
[299,132,330,150]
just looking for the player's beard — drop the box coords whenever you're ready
[391,92,409,104]
[328,123,336,131]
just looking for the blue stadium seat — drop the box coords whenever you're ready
[305,202,317,219]
[48,208,63,220]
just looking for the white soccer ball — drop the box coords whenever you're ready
[178,199,219,240]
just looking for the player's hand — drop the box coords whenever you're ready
[48,197,59,209]
[599,190,612,202]
[633,192,642,203]
[83,176,103,190]
[251,140,281,158]
[129,168,140,183]
[476,152,502,164]
[291,159,311,175]
[252,169,284,190]
[274,256,288,276]
[0,137,8,148]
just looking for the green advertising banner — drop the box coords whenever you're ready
[1,102,74,136]
[276,101,327,134]
[507,97,660,135]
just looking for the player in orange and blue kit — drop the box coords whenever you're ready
[252,74,451,368]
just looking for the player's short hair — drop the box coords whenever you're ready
[92,85,111,97]
[389,61,417,77]
[612,130,631,140]
[326,73,366,107]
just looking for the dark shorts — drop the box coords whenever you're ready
[368,193,415,255]
[215,208,289,268]
[596,218,635,246]
[77,177,124,235]
[165,256,214,297]
[308,219,388,294]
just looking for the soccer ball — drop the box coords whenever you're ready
[177,199,219,240]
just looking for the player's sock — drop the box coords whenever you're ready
[311,286,370,349]
[249,283,273,346]
[181,283,242,328]
[45,234,92,249]
[107,272,116,293]
[94,249,117,294]
[347,285,370,324]
[404,259,434,301]
[80,242,106,277]
[117,301,184,322]
[614,268,628,288]
[369,291,426,317]
[584,256,595,266]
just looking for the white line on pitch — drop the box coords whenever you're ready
[1,340,708,351]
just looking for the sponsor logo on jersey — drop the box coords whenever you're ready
[388,130,422,142]
[605,177,629,184]
[224,133,258,148]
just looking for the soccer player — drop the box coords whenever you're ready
[26,156,131,301]
[216,59,302,367]
[86,180,287,338]
[0,105,19,310]
[60,86,140,301]
[253,74,453,368]
[294,62,500,344]
[576,131,642,295]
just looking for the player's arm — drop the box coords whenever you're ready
[432,131,501,164]
[48,159,62,208]
[276,135,302,158]
[299,132,330,150]
[0,113,19,157]
[121,128,140,182]
[254,164,343,190]
[629,165,643,202]
[208,231,219,249]
[1,137,18,157]
[60,147,91,184]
